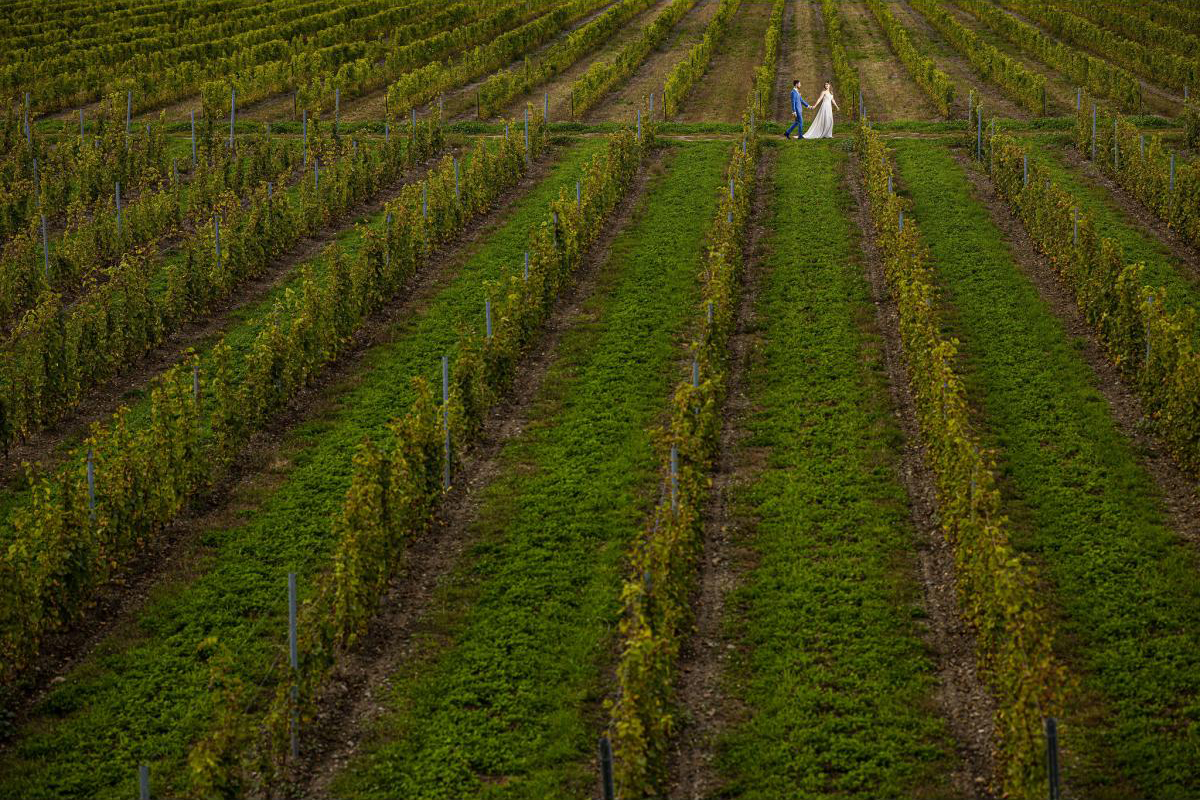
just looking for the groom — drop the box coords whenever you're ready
[784,79,810,140]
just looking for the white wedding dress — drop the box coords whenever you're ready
[802,91,836,139]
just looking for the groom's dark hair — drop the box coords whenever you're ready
[792,79,800,87]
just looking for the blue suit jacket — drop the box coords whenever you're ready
[792,88,810,115]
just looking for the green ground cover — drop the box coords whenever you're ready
[715,142,956,799]
[331,141,728,799]
[0,137,606,800]
[894,138,1200,800]
[1027,136,1200,316]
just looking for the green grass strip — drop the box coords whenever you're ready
[894,138,1200,799]
[332,141,728,799]
[1027,137,1200,316]
[715,142,955,799]
[0,138,607,800]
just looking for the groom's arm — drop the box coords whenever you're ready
[800,95,810,109]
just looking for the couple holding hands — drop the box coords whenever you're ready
[784,79,839,140]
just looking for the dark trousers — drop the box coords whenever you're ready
[785,113,803,137]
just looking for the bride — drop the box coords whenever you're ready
[802,82,840,139]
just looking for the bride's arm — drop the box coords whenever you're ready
[831,94,840,110]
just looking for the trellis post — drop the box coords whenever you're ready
[442,356,451,489]
[1114,119,1119,171]
[86,449,95,518]
[670,444,678,511]
[1045,717,1060,800]
[989,117,995,171]
[288,572,299,760]
[599,737,615,800]
[1091,104,1096,161]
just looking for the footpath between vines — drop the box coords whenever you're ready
[327,139,727,799]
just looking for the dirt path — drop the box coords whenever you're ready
[293,148,662,799]
[133,93,202,124]
[839,0,938,122]
[237,90,303,124]
[955,151,1200,551]
[941,3,1075,115]
[990,3,1181,116]
[943,3,1112,116]
[241,7,573,125]
[774,0,834,122]
[499,0,678,123]
[676,1,773,123]
[666,145,773,800]
[339,1,622,124]
[891,0,1027,120]
[0,143,578,741]
[0,143,463,489]
[848,151,998,799]
[587,0,723,123]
